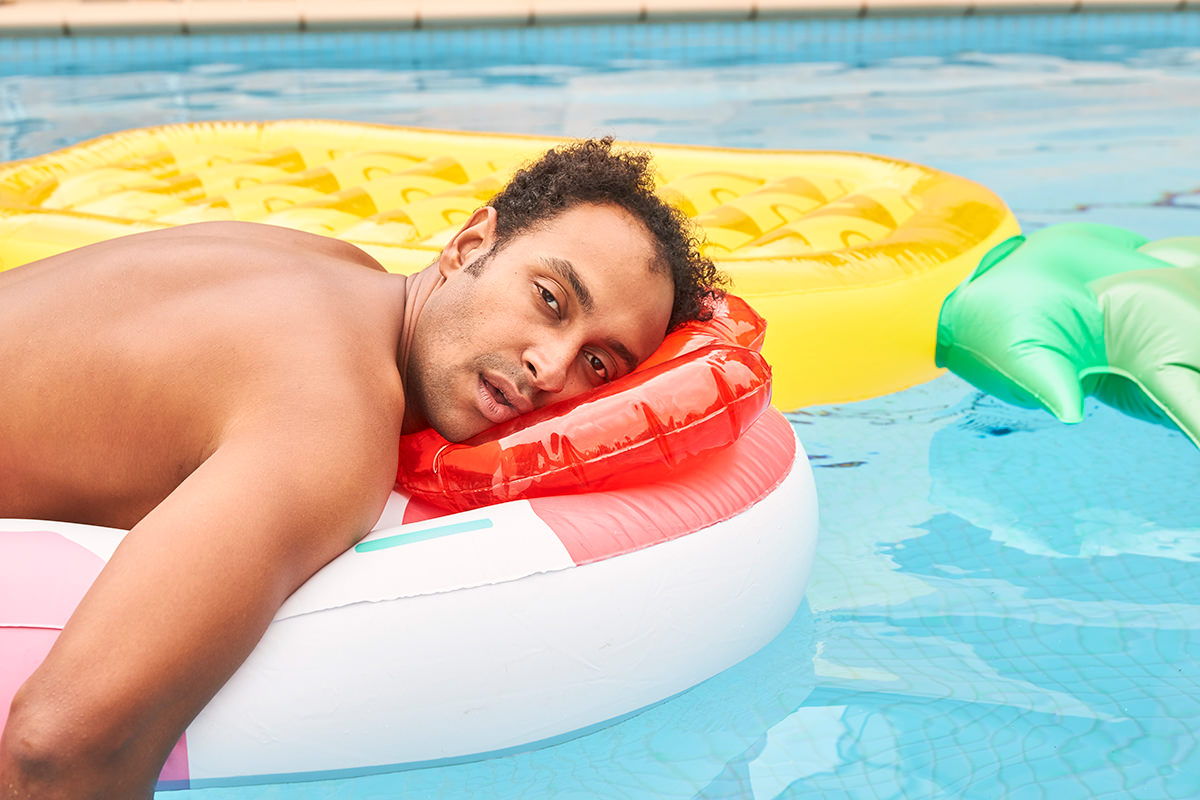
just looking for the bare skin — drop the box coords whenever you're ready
[0,204,673,797]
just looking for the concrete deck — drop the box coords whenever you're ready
[0,0,1191,37]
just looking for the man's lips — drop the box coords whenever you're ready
[477,374,532,425]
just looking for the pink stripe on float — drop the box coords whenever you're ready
[0,530,192,786]
[0,530,106,742]
[533,408,796,566]
[0,630,188,787]
[158,733,190,787]
[401,494,455,525]
[0,628,60,736]
[0,530,105,627]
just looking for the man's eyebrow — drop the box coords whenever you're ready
[608,338,639,374]
[539,256,639,373]
[541,256,594,313]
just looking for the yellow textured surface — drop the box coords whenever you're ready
[0,120,1019,408]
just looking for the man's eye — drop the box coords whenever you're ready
[586,352,610,381]
[538,285,560,316]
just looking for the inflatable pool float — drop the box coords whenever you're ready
[0,119,1019,410]
[937,223,1200,447]
[1,294,818,790]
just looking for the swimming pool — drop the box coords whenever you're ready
[3,11,1200,798]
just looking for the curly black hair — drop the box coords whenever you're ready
[484,137,727,332]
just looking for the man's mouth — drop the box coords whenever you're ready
[477,375,523,425]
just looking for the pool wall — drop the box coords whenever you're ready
[0,0,1195,37]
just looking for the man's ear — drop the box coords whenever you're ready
[437,206,497,278]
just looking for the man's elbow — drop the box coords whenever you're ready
[1,684,152,799]
[2,686,70,781]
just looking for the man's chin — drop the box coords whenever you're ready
[426,411,490,444]
[412,379,517,443]
[440,428,479,444]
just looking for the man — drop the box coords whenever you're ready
[0,138,724,797]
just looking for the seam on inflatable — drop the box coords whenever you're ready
[270,563,580,622]
[1078,363,1200,447]
[0,624,66,631]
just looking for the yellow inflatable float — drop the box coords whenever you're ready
[0,120,1018,409]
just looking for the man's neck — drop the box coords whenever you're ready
[396,263,444,434]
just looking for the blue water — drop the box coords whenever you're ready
[3,13,1200,799]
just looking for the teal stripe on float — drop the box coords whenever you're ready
[354,519,493,553]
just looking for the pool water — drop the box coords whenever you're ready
[3,13,1200,799]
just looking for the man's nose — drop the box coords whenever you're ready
[525,341,572,396]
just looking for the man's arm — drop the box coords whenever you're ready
[0,423,395,798]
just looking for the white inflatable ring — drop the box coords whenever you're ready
[0,408,816,790]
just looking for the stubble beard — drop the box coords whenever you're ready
[406,246,528,442]
[409,346,530,443]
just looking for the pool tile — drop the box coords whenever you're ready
[0,2,66,36]
[63,1,185,35]
[182,0,301,32]
[531,0,643,23]
[1077,0,1182,10]
[970,0,1080,11]
[418,0,532,27]
[755,0,864,18]
[300,0,418,31]
[644,0,755,21]
[866,0,973,15]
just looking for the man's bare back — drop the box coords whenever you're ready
[0,222,407,530]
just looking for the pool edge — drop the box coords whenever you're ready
[0,0,1194,39]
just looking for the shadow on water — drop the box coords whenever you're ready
[927,392,1200,563]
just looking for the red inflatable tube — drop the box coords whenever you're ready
[396,295,772,512]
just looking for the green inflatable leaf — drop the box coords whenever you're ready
[936,223,1200,447]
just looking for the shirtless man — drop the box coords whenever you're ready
[0,138,723,798]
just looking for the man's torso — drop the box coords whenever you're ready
[0,222,407,529]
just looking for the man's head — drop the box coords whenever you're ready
[405,138,726,442]
[485,137,725,332]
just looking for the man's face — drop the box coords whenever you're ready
[407,203,675,442]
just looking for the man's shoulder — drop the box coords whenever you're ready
[227,379,402,509]
[165,221,387,272]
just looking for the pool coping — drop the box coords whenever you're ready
[0,0,1194,37]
